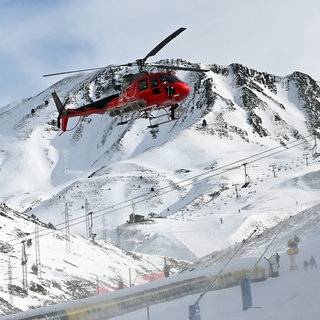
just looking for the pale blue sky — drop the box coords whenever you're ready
[1,0,320,106]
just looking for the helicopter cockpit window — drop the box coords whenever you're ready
[159,74,179,84]
[138,79,148,91]
[149,76,158,88]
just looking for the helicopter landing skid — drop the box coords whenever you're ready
[146,105,187,128]
[147,119,176,129]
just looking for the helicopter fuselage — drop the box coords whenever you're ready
[58,71,190,131]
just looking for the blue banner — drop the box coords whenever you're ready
[188,304,201,320]
[240,277,252,311]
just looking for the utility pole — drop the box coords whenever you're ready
[270,164,276,178]
[102,214,107,243]
[242,163,250,187]
[85,199,89,238]
[312,134,319,157]
[128,267,132,287]
[146,302,150,320]
[88,211,93,239]
[117,226,121,247]
[303,153,309,166]
[243,163,249,181]
[132,201,135,224]
[34,224,42,279]
[232,183,239,198]
[96,276,100,295]
[21,240,28,293]
[7,256,14,305]
[65,204,71,253]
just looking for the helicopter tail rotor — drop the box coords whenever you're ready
[52,91,69,129]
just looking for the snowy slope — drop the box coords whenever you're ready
[110,203,320,320]
[0,205,187,316]
[113,238,320,320]
[3,201,320,319]
[0,60,320,315]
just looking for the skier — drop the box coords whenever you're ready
[276,252,280,267]
[309,256,317,269]
[163,264,170,278]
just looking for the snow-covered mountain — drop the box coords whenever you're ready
[1,60,319,255]
[0,204,186,316]
[1,59,320,316]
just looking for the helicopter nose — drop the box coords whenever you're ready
[176,82,191,100]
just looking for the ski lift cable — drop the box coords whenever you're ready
[5,134,315,247]
[6,135,314,246]
[89,134,314,218]
[9,135,314,247]
[246,216,291,280]
[194,228,257,305]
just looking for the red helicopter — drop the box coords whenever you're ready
[46,27,208,132]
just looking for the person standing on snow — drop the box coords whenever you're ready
[276,253,280,267]
[309,256,317,269]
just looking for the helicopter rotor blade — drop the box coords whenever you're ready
[141,27,186,64]
[43,27,190,77]
[150,64,210,72]
[43,67,107,77]
[42,62,140,77]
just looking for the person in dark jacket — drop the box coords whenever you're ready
[309,256,317,270]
